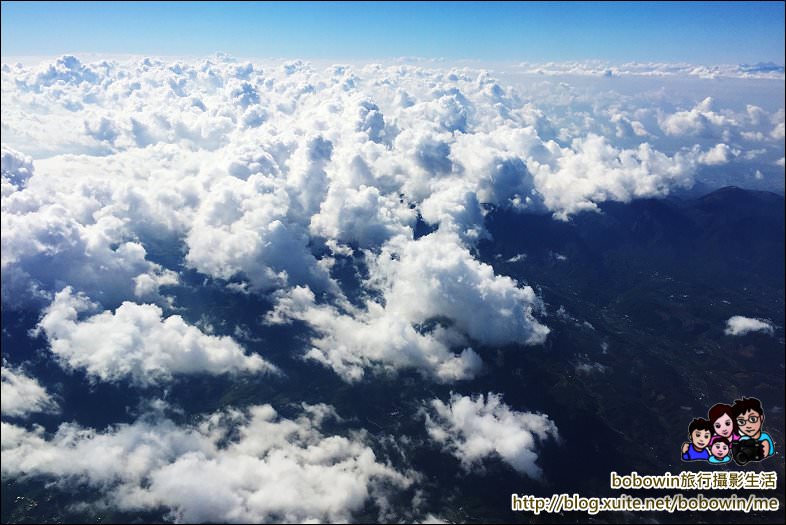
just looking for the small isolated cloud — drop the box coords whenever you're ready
[1,403,412,523]
[573,353,608,375]
[724,315,774,336]
[422,392,558,479]
[1,363,59,417]
[37,287,277,386]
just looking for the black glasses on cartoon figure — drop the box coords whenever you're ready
[730,397,774,465]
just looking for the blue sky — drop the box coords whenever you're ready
[1,1,784,63]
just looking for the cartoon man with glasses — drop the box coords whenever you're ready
[732,397,774,460]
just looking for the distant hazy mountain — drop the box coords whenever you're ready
[482,186,785,298]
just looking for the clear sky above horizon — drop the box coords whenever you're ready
[1,1,784,64]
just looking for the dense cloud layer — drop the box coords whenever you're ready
[513,60,786,80]
[1,145,179,306]
[3,54,783,381]
[423,393,558,479]
[1,403,413,523]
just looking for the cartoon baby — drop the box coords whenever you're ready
[708,436,731,464]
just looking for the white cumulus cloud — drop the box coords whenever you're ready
[268,230,548,382]
[1,363,59,417]
[1,403,413,523]
[724,315,775,336]
[659,97,736,138]
[423,392,558,479]
[37,287,277,386]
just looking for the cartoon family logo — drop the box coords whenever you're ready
[681,397,775,466]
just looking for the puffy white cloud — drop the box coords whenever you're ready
[268,230,548,382]
[419,182,488,240]
[1,403,413,523]
[610,111,650,139]
[183,168,335,293]
[1,146,34,196]
[266,284,483,383]
[423,393,558,479]
[698,143,737,165]
[772,121,785,141]
[658,97,736,138]
[529,134,702,218]
[369,232,548,347]
[724,316,775,336]
[1,363,59,418]
[1,148,180,307]
[309,183,416,247]
[37,287,277,386]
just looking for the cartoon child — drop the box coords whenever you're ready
[708,403,740,442]
[681,418,712,461]
[732,397,774,459]
[708,436,731,464]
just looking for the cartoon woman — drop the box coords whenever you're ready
[708,436,732,464]
[708,403,740,442]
